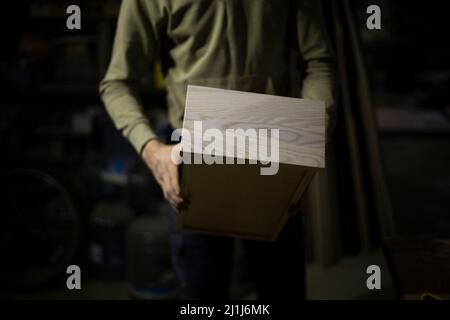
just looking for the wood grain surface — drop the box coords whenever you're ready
[182,85,326,168]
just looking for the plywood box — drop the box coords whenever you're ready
[178,85,326,241]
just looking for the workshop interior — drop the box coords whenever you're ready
[1,0,449,300]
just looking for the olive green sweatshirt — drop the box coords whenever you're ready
[99,0,335,154]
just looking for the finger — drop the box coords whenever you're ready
[163,188,178,209]
[167,163,181,196]
[168,190,184,206]
[168,193,183,212]
[170,143,183,165]
[166,170,184,206]
[161,173,183,206]
[162,170,181,200]
[161,173,173,200]
[149,162,165,188]
[176,199,189,211]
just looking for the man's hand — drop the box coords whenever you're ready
[142,139,185,210]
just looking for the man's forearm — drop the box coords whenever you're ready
[295,0,336,133]
[99,0,164,154]
[301,58,336,133]
[99,79,157,155]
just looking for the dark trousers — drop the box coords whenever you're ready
[168,211,306,299]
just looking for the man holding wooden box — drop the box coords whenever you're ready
[100,0,335,299]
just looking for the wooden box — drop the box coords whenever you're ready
[178,85,326,241]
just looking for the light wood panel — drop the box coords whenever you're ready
[182,85,326,168]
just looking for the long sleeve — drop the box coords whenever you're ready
[99,0,166,154]
[295,0,336,131]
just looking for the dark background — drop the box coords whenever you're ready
[0,1,449,299]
